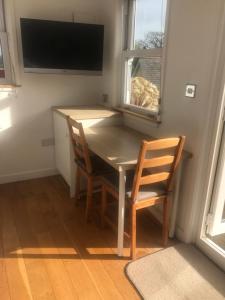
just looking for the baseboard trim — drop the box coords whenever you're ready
[0,168,59,184]
[175,226,186,242]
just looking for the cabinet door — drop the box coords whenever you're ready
[53,112,71,186]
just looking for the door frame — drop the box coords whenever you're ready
[207,124,225,236]
[195,3,225,271]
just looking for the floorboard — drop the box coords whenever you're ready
[0,175,172,299]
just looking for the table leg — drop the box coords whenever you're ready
[118,167,126,256]
[70,163,76,198]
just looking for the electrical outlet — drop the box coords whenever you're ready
[185,84,196,98]
[41,138,55,147]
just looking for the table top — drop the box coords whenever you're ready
[84,125,192,171]
[52,105,121,120]
[84,125,151,170]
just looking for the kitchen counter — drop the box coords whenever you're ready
[52,105,121,120]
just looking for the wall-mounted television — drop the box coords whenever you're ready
[20,18,104,75]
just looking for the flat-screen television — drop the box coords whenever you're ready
[20,18,104,75]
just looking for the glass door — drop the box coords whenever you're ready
[198,108,225,272]
[197,11,225,271]
[207,123,225,238]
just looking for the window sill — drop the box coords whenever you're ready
[115,107,161,125]
[0,84,21,89]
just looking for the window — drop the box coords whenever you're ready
[0,0,12,84]
[122,0,168,118]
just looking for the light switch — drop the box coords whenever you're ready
[185,84,196,98]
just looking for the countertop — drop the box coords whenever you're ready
[52,105,121,120]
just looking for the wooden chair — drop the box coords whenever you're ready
[67,116,114,221]
[101,136,185,259]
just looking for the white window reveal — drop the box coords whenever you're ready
[122,0,168,119]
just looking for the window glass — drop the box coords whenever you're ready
[134,0,167,50]
[123,0,168,115]
[128,57,161,113]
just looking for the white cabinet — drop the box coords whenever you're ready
[53,107,122,197]
[53,112,74,189]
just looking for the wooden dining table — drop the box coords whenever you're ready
[83,125,190,256]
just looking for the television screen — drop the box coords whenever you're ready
[20,18,104,74]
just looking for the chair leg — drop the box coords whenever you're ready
[130,205,137,260]
[162,197,169,246]
[85,177,93,222]
[74,167,81,206]
[101,185,107,228]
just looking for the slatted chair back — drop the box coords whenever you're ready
[131,136,186,203]
[67,116,92,174]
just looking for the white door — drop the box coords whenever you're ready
[207,124,225,236]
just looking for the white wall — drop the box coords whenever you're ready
[105,0,225,242]
[0,0,109,183]
[101,0,123,106]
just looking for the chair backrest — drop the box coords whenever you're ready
[67,116,92,173]
[131,136,186,203]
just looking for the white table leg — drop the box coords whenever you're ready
[118,167,126,256]
[169,160,183,238]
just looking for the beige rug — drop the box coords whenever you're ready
[125,244,225,300]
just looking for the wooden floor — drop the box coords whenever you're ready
[0,175,168,300]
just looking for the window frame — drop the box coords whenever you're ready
[121,0,169,119]
[0,0,12,85]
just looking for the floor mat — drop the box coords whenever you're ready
[125,243,225,300]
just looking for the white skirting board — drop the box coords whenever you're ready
[0,168,58,184]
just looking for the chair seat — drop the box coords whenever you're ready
[101,171,166,202]
[75,155,114,176]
